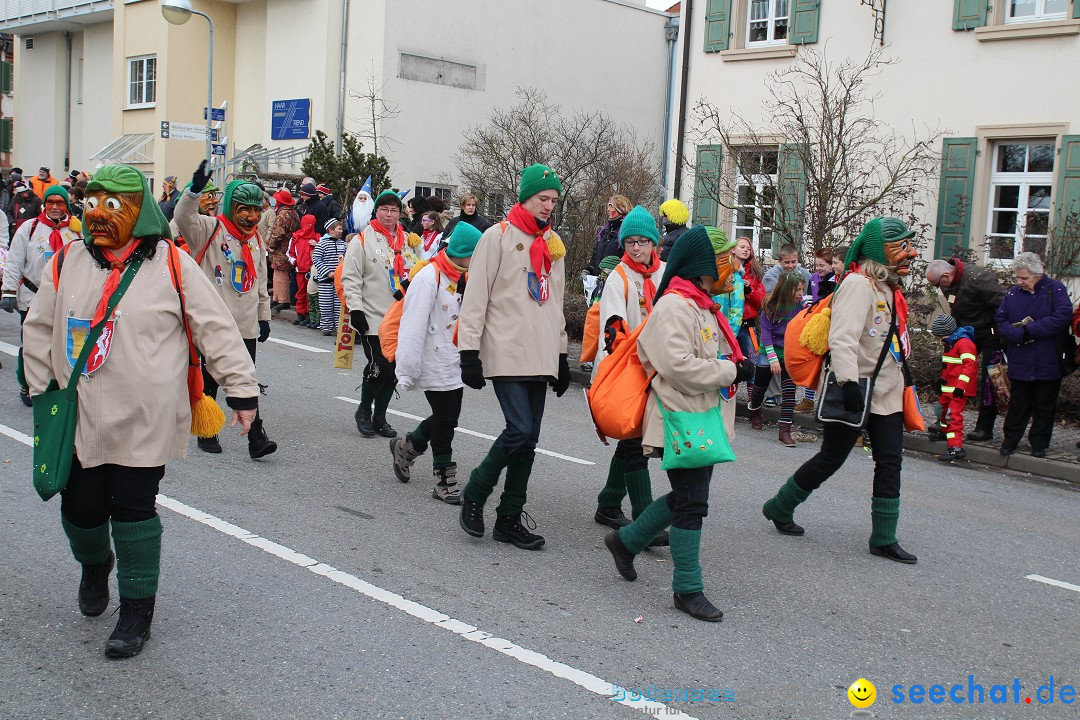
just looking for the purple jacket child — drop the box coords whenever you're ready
[995,274,1073,381]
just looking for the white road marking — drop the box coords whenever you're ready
[267,337,331,353]
[334,396,595,466]
[0,422,33,446]
[154,492,698,720]
[0,339,19,356]
[1026,574,1080,594]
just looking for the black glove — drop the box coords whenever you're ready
[190,160,211,194]
[460,350,486,389]
[350,310,368,336]
[1021,327,1033,344]
[734,358,756,384]
[841,381,864,413]
[551,353,571,397]
[0,295,15,313]
[257,320,271,343]
[953,388,966,398]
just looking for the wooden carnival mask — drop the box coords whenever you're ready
[83,190,142,250]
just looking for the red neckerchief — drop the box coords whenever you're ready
[843,264,910,358]
[951,258,964,285]
[91,242,139,326]
[422,229,440,252]
[371,219,407,279]
[218,214,258,280]
[506,203,551,280]
[620,251,661,312]
[665,276,745,363]
[431,250,466,291]
[37,212,71,253]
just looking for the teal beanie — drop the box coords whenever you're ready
[446,221,483,258]
[654,225,717,298]
[619,205,660,246]
[43,185,72,214]
[518,164,562,203]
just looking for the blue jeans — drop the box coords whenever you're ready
[492,380,547,456]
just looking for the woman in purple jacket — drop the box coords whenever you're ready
[994,252,1074,458]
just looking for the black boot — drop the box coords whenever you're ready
[594,506,630,529]
[868,543,918,564]
[493,511,545,550]
[105,596,155,658]
[355,407,376,437]
[673,591,723,622]
[197,435,222,454]
[292,313,308,326]
[459,495,485,537]
[79,552,114,617]
[647,530,670,548]
[247,420,278,459]
[604,530,637,581]
[372,415,397,438]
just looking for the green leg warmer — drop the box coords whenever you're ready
[595,455,627,508]
[408,427,430,454]
[624,469,654,520]
[61,515,111,566]
[495,451,534,517]
[373,382,395,419]
[763,476,812,525]
[669,526,704,595]
[618,495,674,555]
[111,516,163,600]
[464,444,515,504]
[869,496,901,548]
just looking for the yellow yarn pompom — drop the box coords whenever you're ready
[190,394,226,438]
[800,307,831,356]
[547,231,566,261]
[408,259,430,281]
[406,232,422,249]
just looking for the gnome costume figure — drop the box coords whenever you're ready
[22,164,261,657]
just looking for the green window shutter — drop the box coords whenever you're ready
[789,0,821,45]
[0,118,12,153]
[1051,135,1080,275]
[704,0,732,52]
[1075,0,1080,20]
[693,144,722,226]
[934,137,978,257]
[1,62,11,95]
[777,143,806,257]
[953,0,989,30]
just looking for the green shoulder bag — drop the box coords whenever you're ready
[656,393,736,471]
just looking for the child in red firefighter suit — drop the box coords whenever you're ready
[931,313,978,462]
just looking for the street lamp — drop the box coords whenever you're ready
[160,0,214,166]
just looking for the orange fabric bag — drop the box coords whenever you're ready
[902,385,926,432]
[783,293,833,389]
[378,265,439,363]
[579,267,629,364]
[586,317,654,443]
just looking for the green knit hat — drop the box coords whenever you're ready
[844,217,915,268]
[705,226,735,254]
[619,205,660,246]
[222,179,263,222]
[518,164,562,203]
[84,164,171,241]
[654,225,717,298]
[446,221,483,258]
[43,185,72,214]
[599,254,622,273]
[374,189,402,209]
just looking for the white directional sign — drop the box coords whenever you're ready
[159,121,219,142]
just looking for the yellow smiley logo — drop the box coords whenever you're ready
[848,678,876,709]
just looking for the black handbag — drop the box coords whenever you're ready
[817,306,896,429]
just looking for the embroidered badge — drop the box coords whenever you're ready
[876,301,887,312]
[387,267,404,294]
[66,316,114,375]
[527,272,549,303]
[231,260,254,294]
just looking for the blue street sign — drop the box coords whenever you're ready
[271,98,311,140]
[211,144,226,156]
[204,107,226,122]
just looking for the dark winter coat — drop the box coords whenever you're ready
[586,216,624,275]
[995,274,1073,382]
[9,193,41,232]
[322,195,343,222]
[158,188,180,222]
[442,210,493,240]
[939,259,1006,350]
[659,221,686,262]
[302,196,330,236]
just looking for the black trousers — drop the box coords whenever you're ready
[203,337,257,399]
[1002,378,1061,452]
[417,388,463,461]
[358,334,396,389]
[667,465,713,531]
[613,436,649,472]
[974,339,1001,431]
[792,412,903,499]
[60,458,164,528]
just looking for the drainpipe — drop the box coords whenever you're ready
[337,0,349,156]
[64,31,72,171]
[672,0,692,199]
[661,13,679,191]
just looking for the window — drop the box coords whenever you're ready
[482,192,509,219]
[1,61,11,95]
[127,55,156,108]
[1005,0,1069,23]
[415,183,454,204]
[0,118,12,153]
[732,149,778,254]
[747,0,789,45]
[985,141,1055,263]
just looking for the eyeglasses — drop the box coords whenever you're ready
[624,239,653,247]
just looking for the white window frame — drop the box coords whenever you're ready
[1004,0,1069,23]
[126,55,156,109]
[746,0,790,47]
[984,140,1056,266]
[732,148,778,255]
[415,183,454,204]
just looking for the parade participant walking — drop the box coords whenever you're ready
[593,205,667,538]
[312,218,346,336]
[175,161,277,459]
[22,164,260,658]
[2,185,81,406]
[341,189,423,438]
[658,199,689,262]
[929,313,977,462]
[288,214,319,327]
[456,164,570,550]
[391,221,483,504]
[760,217,920,564]
[168,181,219,247]
[268,188,299,312]
[994,252,1073,458]
[602,225,753,622]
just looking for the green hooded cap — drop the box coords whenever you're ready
[705,226,735,254]
[222,180,264,222]
[654,225,717,299]
[843,217,915,268]
[84,164,172,242]
[43,185,72,215]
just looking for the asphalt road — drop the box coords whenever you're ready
[1,310,1077,720]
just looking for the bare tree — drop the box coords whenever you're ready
[349,63,401,159]
[456,88,661,284]
[691,44,944,258]
[1043,210,1080,279]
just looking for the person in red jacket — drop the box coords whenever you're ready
[731,236,765,359]
[931,314,978,462]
